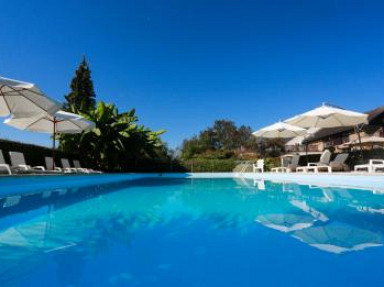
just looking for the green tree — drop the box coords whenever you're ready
[59,102,165,171]
[64,56,96,113]
[180,119,257,159]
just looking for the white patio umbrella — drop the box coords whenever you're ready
[253,121,307,139]
[292,222,382,254]
[256,213,316,233]
[0,76,61,118]
[4,111,95,169]
[285,103,368,128]
[285,103,368,155]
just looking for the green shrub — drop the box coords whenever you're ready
[181,158,238,172]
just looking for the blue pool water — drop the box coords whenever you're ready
[0,175,384,286]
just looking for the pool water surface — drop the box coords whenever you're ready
[0,176,384,286]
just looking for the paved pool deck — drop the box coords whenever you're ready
[157,172,384,192]
[116,172,384,192]
[0,172,383,197]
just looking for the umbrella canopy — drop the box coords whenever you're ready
[285,103,368,128]
[285,128,321,146]
[5,111,95,134]
[256,213,316,233]
[292,222,383,254]
[4,111,95,169]
[253,121,307,139]
[0,76,61,118]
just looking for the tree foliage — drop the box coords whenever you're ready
[59,58,169,172]
[180,119,258,159]
[58,102,166,171]
[64,56,96,113]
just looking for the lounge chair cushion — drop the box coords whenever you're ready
[330,162,350,172]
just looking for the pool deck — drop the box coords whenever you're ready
[172,172,384,192]
[155,172,384,192]
[0,172,383,198]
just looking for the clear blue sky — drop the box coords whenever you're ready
[1,0,384,149]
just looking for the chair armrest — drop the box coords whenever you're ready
[370,159,384,165]
[307,162,317,166]
[33,166,45,171]
[17,165,31,170]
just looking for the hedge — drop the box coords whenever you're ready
[181,159,238,172]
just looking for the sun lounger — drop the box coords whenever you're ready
[9,152,45,173]
[45,157,63,172]
[296,150,332,173]
[272,155,300,173]
[0,150,12,175]
[253,159,264,173]
[73,160,89,173]
[354,159,384,173]
[329,153,350,172]
[304,153,350,173]
[60,158,78,173]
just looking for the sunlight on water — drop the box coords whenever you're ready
[0,176,384,286]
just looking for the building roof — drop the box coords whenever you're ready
[367,105,384,124]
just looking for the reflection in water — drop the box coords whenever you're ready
[0,177,383,286]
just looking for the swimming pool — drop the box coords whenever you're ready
[0,174,384,286]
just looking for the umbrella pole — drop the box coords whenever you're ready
[52,119,56,170]
[356,125,363,160]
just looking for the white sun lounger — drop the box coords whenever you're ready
[272,155,300,173]
[9,152,45,172]
[73,160,89,173]
[45,157,63,172]
[304,153,349,174]
[354,159,384,173]
[0,150,11,175]
[296,150,332,173]
[60,158,78,173]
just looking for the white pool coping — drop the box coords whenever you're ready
[167,172,384,192]
[1,172,383,197]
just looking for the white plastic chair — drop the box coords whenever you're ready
[253,159,264,173]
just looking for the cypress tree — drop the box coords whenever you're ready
[64,56,96,112]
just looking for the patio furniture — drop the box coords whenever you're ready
[305,153,350,173]
[9,152,45,173]
[253,159,264,173]
[73,160,89,173]
[44,157,62,172]
[5,111,95,170]
[253,121,306,138]
[0,150,12,175]
[329,153,350,172]
[0,76,60,118]
[354,159,384,173]
[272,155,300,173]
[60,158,78,173]
[286,103,368,129]
[296,150,332,173]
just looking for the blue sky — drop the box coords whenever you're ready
[1,0,384,149]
